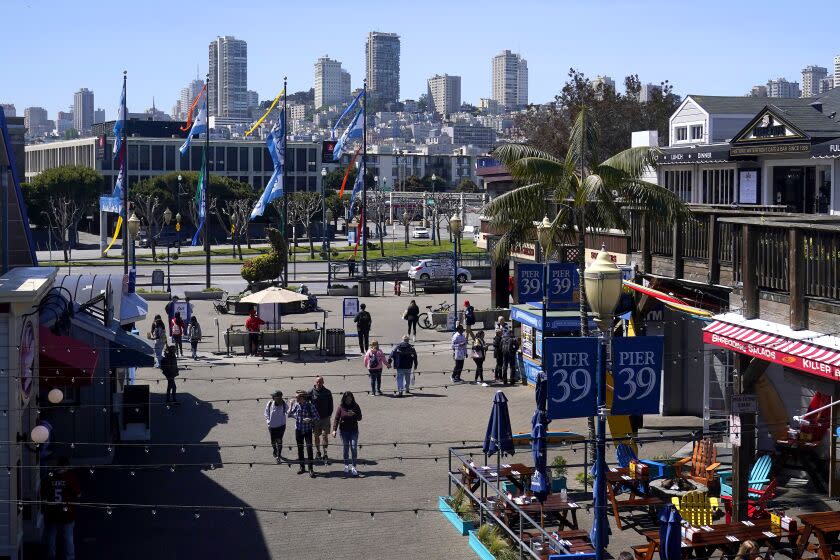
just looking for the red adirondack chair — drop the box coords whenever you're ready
[720,478,778,523]
[798,392,832,443]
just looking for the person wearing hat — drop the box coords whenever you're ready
[264,390,288,463]
[389,335,418,397]
[287,390,319,477]
[463,299,476,341]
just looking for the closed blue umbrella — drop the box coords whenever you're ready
[589,461,611,550]
[534,371,548,412]
[530,409,549,503]
[483,391,514,493]
[659,504,682,560]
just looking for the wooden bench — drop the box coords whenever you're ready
[609,496,664,530]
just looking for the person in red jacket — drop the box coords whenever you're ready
[245,308,266,357]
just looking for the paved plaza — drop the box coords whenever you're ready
[68,283,708,559]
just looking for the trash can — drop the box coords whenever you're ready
[325,328,345,356]
[358,278,371,297]
[288,330,301,355]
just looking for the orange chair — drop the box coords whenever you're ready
[674,439,721,491]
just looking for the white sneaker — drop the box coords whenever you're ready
[350,466,358,476]
[481,383,489,387]
[344,464,350,473]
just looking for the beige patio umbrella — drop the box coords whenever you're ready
[239,287,309,329]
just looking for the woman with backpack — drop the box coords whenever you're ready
[170,312,185,356]
[363,340,389,396]
[471,330,487,385]
[187,316,202,359]
[149,315,167,368]
[403,300,420,341]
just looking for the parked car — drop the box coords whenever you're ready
[407,259,472,282]
[137,229,150,248]
[412,227,430,239]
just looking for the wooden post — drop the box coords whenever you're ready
[490,261,510,309]
[708,214,720,285]
[640,211,652,274]
[731,353,757,522]
[789,228,806,330]
[672,221,684,279]
[741,225,759,320]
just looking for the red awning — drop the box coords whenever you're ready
[39,326,99,385]
[703,320,840,382]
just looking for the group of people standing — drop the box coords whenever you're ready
[149,299,204,406]
[450,309,519,386]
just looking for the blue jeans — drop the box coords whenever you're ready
[396,369,411,392]
[369,369,382,394]
[45,521,75,560]
[341,429,359,466]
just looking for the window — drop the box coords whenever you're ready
[139,145,150,170]
[253,148,263,172]
[151,145,163,170]
[164,146,176,171]
[675,127,688,142]
[239,147,249,171]
[690,125,703,141]
[663,169,692,202]
[702,168,735,205]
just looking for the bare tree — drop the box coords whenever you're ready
[427,192,458,246]
[285,192,323,259]
[368,188,389,257]
[42,196,85,262]
[212,198,251,259]
[131,193,161,260]
[187,195,214,247]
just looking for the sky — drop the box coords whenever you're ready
[2,0,838,120]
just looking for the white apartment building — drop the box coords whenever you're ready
[177,79,205,120]
[801,65,828,98]
[427,74,461,116]
[767,77,801,99]
[491,50,527,109]
[73,88,94,134]
[314,56,351,109]
[24,107,49,137]
[208,36,248,119]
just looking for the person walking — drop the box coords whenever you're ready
[451,325,467,383]
[332,391,363,476]
[170,312,185,356]
[389,335,418,397]
[149,315,167,368]
[309,376,334,463]
[287,390,319,477]
[42,457,81,560]
[164,295,179,335]
[472,330,487,385]
[245,308,266,357]
[493,316,509,382]
[363,340,388,396]
[187,315,202,359]
[347,255,356,277]
[264,390,288,464]
[393,279,402,296]
[353,303,372,353]
[160,345,179,404]
[404,299,420,342]
[501,335,520,386]
[463,300,476,341]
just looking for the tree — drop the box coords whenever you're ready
[210,198,252,259]
[324,190,344,230]
[24,166,103,248]
[63,128,80,140]
[368,187,389,256]
[455,178,479,193]
[287,192,323,258]
[130,192,162,260]
[41,197,86,262]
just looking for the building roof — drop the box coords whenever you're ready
[770,103,840,138]
[686,94,811,114]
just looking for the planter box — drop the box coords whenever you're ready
[438,496,476,536]
[137,292,171,301]
[479,309,510,330]
[184,290,224,300]
[327,287,358,296]
[431,312,450,326]
[468,530,496,560]
[551,476,567,492]
[297,330,320,345]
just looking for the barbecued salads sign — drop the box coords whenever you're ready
[545,337,598,420]
[610,336,664,415]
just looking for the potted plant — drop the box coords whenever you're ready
[184,286,225,300]
[438,488,477,536]
[550,455,567,492]
[470,524,518,560]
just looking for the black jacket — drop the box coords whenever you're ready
[309,386,334,419]
[389,342,418,370]
[354,310,372,332]
[405,304,420,320]
[161,353,178,379]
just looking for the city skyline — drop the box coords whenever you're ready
[2,0,840,120]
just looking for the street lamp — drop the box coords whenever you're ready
[449,213,463,330]
[537,215,552,375]
[163,208,173,293]
[325,208,333,288]
[321,167,328,285]
[583,247,623,560]
[402,210,410,247]
[127,212,141,271]
[176,174,183,254]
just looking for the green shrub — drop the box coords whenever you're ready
[330,284,349,289]
[551,455,567,476]
[202,287,223,292]
[575,472,594,486]
[241,253,282,283]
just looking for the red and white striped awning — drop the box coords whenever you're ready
[703,315,840,382]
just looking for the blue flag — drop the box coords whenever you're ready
[113,79,126,159]
[331,90,363,139]
[348,170,363,219]
[191,152,207,246]
[333,108,363,161]
[250,112,285,220]
[180,92,207,156]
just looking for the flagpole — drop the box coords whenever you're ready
[361,79,368,278]
[204,72,211,289]
[282,76,288,287]
[122,70,129,274]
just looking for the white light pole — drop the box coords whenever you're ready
[127,212,141,272]
[450,213,463,330]
[163,208,173,293]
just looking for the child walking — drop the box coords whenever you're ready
[187,316,202,359]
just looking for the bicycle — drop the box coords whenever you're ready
[418,302,453,330]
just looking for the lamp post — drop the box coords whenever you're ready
[450,213,462,330]
[321,167,328,269]
[537,216,552,369]
[325,208,333,288]
[163,207,173,293]
[176,174,183,254]
[402,210,410,247]
[127,212,140,271]
[583,247,623,560]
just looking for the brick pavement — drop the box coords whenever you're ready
[74,285,705,559]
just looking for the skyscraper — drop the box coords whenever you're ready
[767,77,801,99]
[24,107,49,137]
[491,50,528,109]
[57,111,73,134]
[178,79,205,120]
[638,83,662,103]
[834,55,840,86]
[427,74,461,117]
[801,65,828,97]
[208,36,248,119]
[365,32,400,113]
[94,108,106,124]
[73,88,94,134]
[820,75,835,94]
[314,56,351,108]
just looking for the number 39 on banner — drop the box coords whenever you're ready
[610,336,664,415]
[546,337,599,420]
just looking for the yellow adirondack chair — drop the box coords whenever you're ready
[671,490,719,527]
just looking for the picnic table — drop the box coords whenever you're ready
[637,519,799,560]
[799,511,840,560]
[462,462,535,495]
[503,492,581,530]
[528,530,595,559]
[606,467,664,530]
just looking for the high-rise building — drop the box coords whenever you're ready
[56,111,73,134]
[638,83,662,103]
[246,90,259,118]
[491,50,528,109]
[592,75,615,100]
[94,108,106,124]
[178,79,205,120]
[208,36,248,119]
[427,74,461,117]
[834,55,840,86]
[750,85,768,97]
[801,65,828,97]
[0,103,15,117]
[820,75,835,94]
[24,107,49,137]
[73,88,94,134]
[314,56,351,109]
[365,32,400,113]
[767,77,801,98]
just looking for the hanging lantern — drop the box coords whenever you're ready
[30,425,50,444]
[48,388,64,404]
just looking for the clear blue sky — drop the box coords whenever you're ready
[2,0,837,119]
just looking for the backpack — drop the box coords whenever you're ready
[368,350,379,368]
[501,337,514,356]
[356,311,371,331]
[464,306,475,325]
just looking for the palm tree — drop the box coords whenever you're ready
[485,108,691,334]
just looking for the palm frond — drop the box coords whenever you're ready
[566,108,599,173]
[620,178,692,225]
[598,146,660,178]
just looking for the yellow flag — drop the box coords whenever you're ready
[245,88,285,137]
[103,215,123,256]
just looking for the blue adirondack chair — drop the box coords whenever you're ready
[719,454,773,498]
